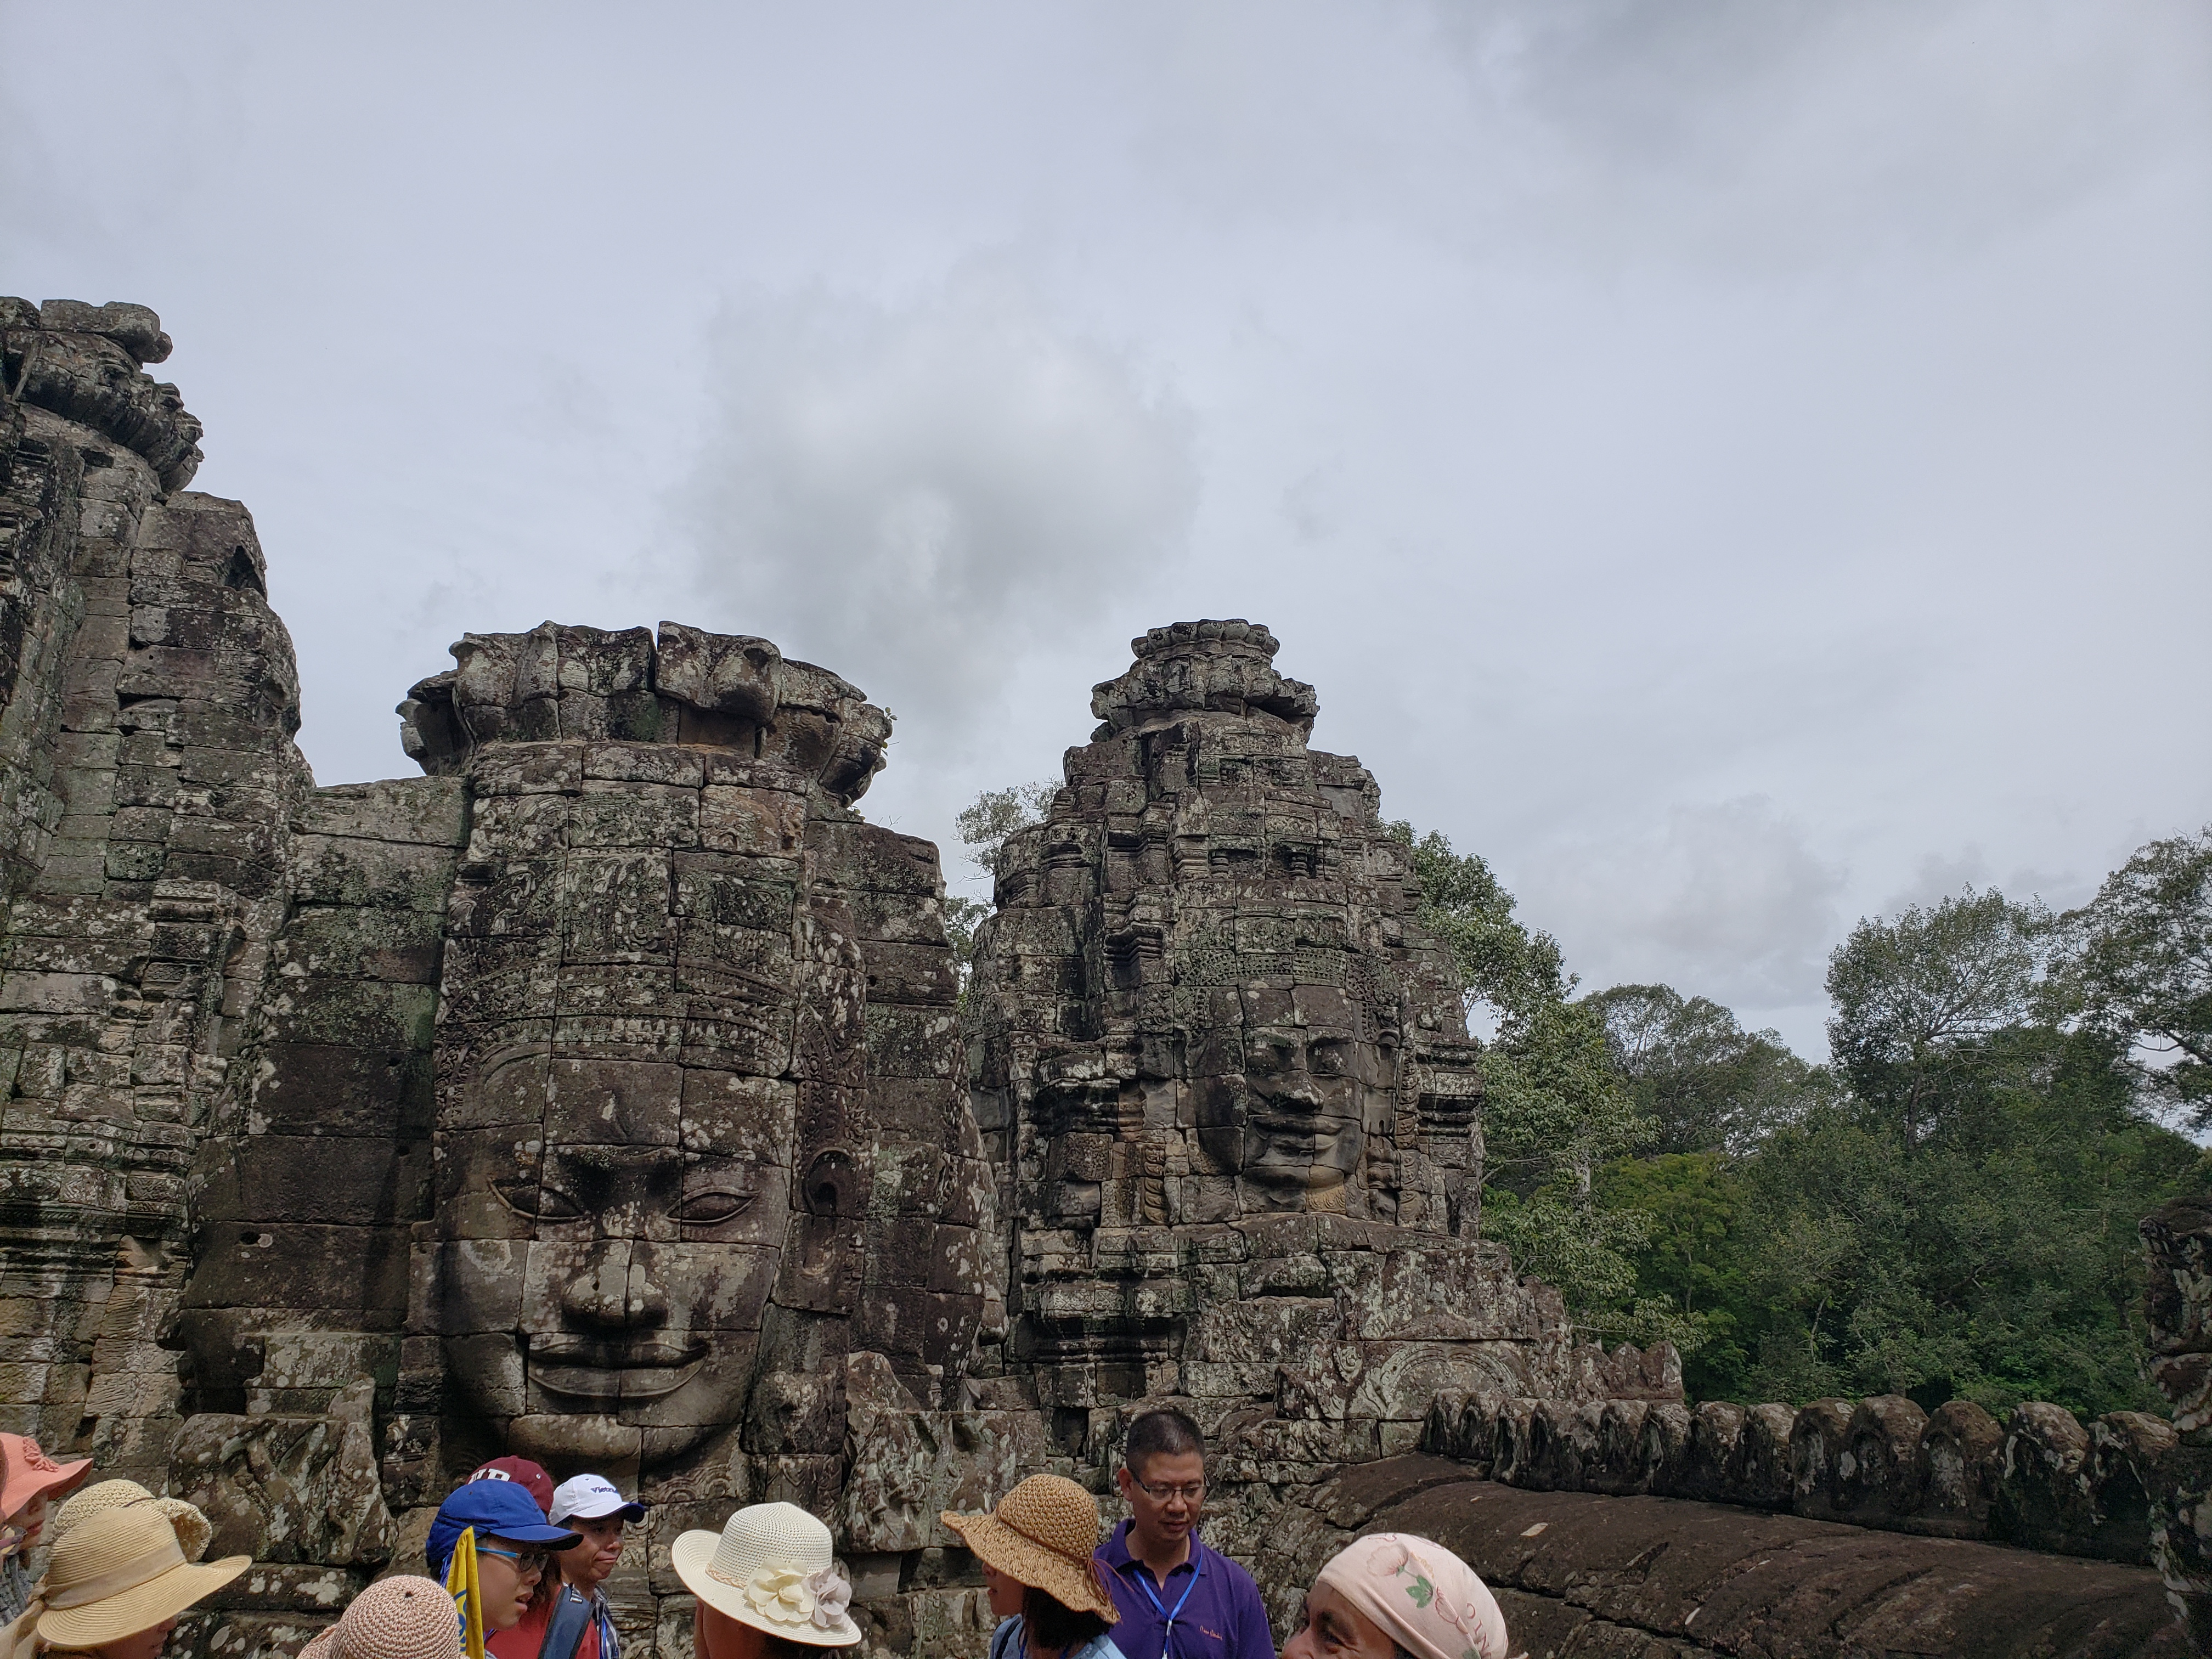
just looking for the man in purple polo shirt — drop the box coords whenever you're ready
[1096,1408,1276,1659]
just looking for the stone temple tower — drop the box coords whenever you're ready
[966,620,1572,1449]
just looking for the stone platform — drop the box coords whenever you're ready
[1255,1455,2187,1659]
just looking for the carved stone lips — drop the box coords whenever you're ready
[529,1341,708,1402]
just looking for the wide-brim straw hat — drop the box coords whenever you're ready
[940,1475,1117,1623]
[52,1481,213,1564]
[35,1503,247,1649]
[670,1503,859,1648]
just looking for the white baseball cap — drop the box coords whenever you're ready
[548,1475,647,1526]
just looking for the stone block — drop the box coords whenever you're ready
[1917,1398,2002,1537]
[291,777,468,847]
[1835,1395,1927,1525]
[170,1395,397,1567]
[247,1041,433,1138]
[1992,1400,2096,1554]
[1788,1397,1855,1519]
[1731,1403,1796,1509]
[1681,1401,1745,1503]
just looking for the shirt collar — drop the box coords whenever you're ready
[1104,1519,1205,1579]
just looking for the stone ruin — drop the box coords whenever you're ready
[2,299,2209,1659]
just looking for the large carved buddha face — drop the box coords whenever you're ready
[1194,985,1396,1214]
[437,1049,794,1466]
[432,812,821,1470]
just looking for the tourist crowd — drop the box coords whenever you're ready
[0,1411,1509,1659]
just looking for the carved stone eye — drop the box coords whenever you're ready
[493,1180,584,1221]
[673,1189,754,1226]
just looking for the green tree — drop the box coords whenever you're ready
[2053,825,2212,1128]
[1388,822,1652,1331]
[1825,888,2048,1148]
[955,781,1058,883]
[1385,821,1566,1020]
[1590,983,1824,1153]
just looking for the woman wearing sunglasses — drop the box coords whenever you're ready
[425,1482,579,1659]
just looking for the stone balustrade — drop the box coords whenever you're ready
[1420,1386,2180,1565]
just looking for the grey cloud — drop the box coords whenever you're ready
[1522,797,1847,1013]
[681,269,1198,727]
[1424,0,2212,264]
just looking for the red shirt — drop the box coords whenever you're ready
[488,1594,602,1659]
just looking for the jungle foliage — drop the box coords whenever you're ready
[1398,822,2211,1418]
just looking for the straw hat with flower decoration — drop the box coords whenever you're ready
[670,1503,859,1647]
[940,1475,1118,1623]
[30,1503,247,1651]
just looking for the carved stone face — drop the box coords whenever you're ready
[429,766,826,1470]
[437,1050,794,1465]
[1194,986,1396,1214]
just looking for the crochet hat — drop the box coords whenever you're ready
[51,1480,213,1564]
[300,1576,463,1659]
[0,1435,92,1517]
[33,1502,248,1649]
[940,1475,1118,1623]
[669,1503,859,1647]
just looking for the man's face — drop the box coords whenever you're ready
[1195,989,1392,1213]
[1116,1449,1206,1554]
[1283,1584,1399,1659]
[557,1515,627,1592]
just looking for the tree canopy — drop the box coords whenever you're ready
[1395,825,2205,1416]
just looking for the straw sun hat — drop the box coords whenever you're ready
[34,1504,247,1650]
[670,1503,859,1648]
[940,1476,1118,1623]
[50,1482,214,1565]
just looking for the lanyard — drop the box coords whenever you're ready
[1133,1542,1202,1659]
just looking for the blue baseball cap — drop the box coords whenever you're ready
[426,1479,580,1577]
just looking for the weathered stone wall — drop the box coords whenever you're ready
[1,298,308,1513]
[1419,1387,2179,1564]
[1244,1454,2188,1659]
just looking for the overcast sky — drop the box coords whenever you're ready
[8,2,2208,1054]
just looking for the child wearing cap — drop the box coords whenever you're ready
[0,1436,94,1627]
[487,1477,645,1659]
[425,1480,580,1659]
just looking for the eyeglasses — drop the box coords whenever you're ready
[478,1547,551,1574]
[1129,1477,1206,1503]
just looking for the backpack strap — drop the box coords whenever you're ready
[538,1587,596,1659]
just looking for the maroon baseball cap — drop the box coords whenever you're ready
[466,1456,554,1516]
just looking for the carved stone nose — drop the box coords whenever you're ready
[561,1248,668,1330]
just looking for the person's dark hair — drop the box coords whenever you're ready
[1124,1407,1204,1477]
[763,1637,821,1659]
[1024,1585,1111,1654]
